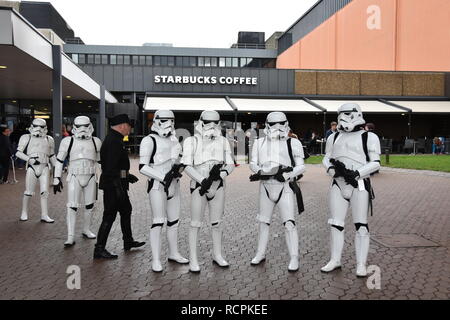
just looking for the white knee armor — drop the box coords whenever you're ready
[321,103,381,277]
[53,116,101,247]
[16,119,56,223]
[181,110,235,273]
[249,112,305,271]
[139,110,188,272]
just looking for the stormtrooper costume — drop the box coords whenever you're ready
[16,119,56,223]
[139,110,189,272]
[53,116,101,247]
[181,110,235,273]
[321,103,381,277]
[249,112,305,272]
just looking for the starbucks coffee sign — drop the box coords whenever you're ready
[154,75,258,86]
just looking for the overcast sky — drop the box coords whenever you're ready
[25,0,318,48]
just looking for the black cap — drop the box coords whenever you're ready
[110,114,131,126]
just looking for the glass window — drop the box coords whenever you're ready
[154,56,161,66]
[225,57,232,67]
[182,56,190,67]
[117,55,124,64]
[123,55,130,65]
[87,54,94,64]
[160,56,168,66]
[219,57,225,67]
[189,56,196,67]
[240,57,247,67]
[101,55,108,64]
[94,54,101,64]
[78,54,85,64]
[204,57,211,67]
[132,55,139,65]
[175,56,183,66]
[232,57,239,67]
[210,57,217,67]
[146,56,152,65]
[110,55,117,64]
[198,57,204,67]
[168,56,175,66]
[71,53,78,63]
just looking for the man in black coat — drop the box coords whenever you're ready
[94,114,145,259]
[0,126,13,184]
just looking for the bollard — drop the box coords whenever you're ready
[385,148,390,164]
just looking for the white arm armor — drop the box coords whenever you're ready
[356,132,381,178]
[322,133,335,176]
[285,138,306,179]
[181,136,206,183]
[220,138,235,178]
[47,136,56,167]
[16,134,31,162]
[54,137,71,178]
[139,136,165,182]
[250,138,262,173]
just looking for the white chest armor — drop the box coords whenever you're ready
[331,131,368,170]
[149,134,180,174]
[68,138,98,175]
[193,134,228,166]
[256,138,292,171]
[27,136,51,164]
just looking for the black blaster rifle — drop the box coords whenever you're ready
[329,158,359,188]
[163,163,186,194]
[249,165,293,182]
[199,164,223,196]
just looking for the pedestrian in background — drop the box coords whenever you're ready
[0,126,13,184]
[325,121,337,140]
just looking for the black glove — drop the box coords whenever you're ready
[53,177,63,194]
[249,171,262,182]
[128,174,139,184]
[199,178,212,196]
[343,170,359,188]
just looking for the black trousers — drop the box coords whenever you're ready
[95,187,134,249]
[0,158,10,182]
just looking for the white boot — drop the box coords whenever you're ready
[40,192,54,223]
[82,208,96,239]
[355,228,370,277]
[189,226,201,273]
[251,223,270,265]
[285,221,299,272]
[20,195,30,221]
[64,208,77,247]
[150,226,163,272]
[167,224,189,264]
[321,226,344,273]
[211,225,229,267]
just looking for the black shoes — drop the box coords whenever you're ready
[93,247,118,259]
[124,241,146,251]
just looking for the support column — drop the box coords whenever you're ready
[99,85,106,140]
[52,45,62,150]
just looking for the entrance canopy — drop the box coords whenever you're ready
[387,100,450,113]
[144,96,234,112]
[0,7,117,103]
[311,100,403,113]
[229,98,320,113]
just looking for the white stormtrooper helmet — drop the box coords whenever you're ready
[72,116,94,140]
[337,103,365,132]
[195,110,221,139]
[151,109,175,138]
[264,111,290,140]
[29,118,48,137]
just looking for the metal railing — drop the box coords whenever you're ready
[230,43,276,50]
